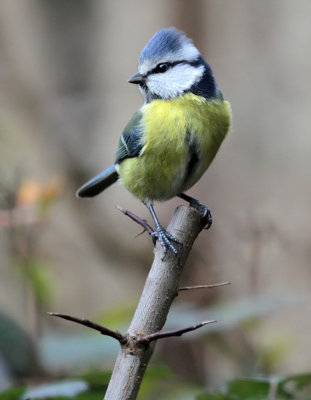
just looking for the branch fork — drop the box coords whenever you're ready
[50,205,229,399]
[47,312,216,347]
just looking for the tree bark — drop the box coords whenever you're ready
[104,205,208,400]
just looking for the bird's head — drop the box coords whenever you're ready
[128,28,219,103]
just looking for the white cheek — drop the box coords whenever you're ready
[146,64,204,99]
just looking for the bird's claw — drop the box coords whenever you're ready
[151,226,181,259]
[188,199,212,229]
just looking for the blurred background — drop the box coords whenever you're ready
[0,0,310,398]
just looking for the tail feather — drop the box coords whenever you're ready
[76,165,119,198]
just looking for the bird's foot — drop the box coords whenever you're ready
[188,199,212,229]
[151,226,181,259]
[178,193,212,229]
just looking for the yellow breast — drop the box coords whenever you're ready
[119,93,231,202]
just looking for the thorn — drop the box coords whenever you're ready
[135,228,147,238]
[116,205,155,236]
[179,281,231,291]
[138,320,217,344]
[47,312,126,345]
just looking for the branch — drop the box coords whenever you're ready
[47,312,126,345]
[105,205,210,399]
[116,205,155,237]
[138,320,217,344]
[179,281,231,291]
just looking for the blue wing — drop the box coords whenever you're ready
[77,111,144,198]
[115,111,144,163]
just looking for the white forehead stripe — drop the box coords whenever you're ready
[139,43,200,75]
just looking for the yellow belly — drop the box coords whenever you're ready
[119,93,231,202]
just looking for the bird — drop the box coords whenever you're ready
[77,27,232,257]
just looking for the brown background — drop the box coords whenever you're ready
[0,0,310,390]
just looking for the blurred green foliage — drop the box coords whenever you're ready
[197,374,311,400]
[0,387,26,400]
[278,374,311,400]
[1,371,310,400]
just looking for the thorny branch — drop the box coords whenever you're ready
[48,312,216,346]
[105,205,216,399]
[50,205,228,400]
[116,205,155,237]
[47,312,126,344]
[137,320,217,344]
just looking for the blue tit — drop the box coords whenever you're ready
[77,28,232,256]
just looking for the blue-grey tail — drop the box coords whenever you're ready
[76,165,119,198]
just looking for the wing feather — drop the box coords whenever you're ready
[115,111,144,163]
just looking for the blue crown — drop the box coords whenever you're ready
[139,28,190,63]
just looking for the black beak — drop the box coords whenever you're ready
[128,72,144,85]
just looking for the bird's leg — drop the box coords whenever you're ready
[147,203,180,258]
[178,193,212,229]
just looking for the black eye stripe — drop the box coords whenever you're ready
[145,58,202,77]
